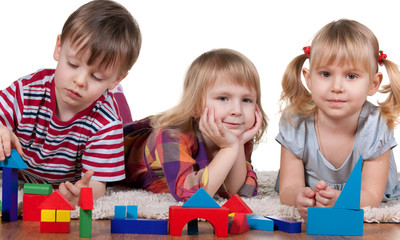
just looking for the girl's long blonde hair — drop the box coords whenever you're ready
[280,19,400,128]
[151,48,268,144]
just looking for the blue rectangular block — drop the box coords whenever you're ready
[247,214,273,231]
[114,205,126,219]
[126,205,137,219]
[111,218,168,235]
[2,168,19,221]
[265,216,301,233]
[307,207,364,236]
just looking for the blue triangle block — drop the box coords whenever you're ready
[0,149,27,169]
[182,188,220,208]
[334,155,362,210]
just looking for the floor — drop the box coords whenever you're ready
[1,219,400,239]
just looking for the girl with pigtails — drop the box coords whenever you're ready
[275,19,400,220]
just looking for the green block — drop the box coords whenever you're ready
[23,183,53,195]
[79,209,92,238]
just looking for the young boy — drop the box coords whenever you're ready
[0,0,141,205]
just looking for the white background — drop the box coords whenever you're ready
[1,0,400,171]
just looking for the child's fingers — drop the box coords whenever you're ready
[11,134,24,157]
[79,169,94,187]
[64,181,81,196]
[59,182,74,199]
[315,180,328,192]
[304,187,316,198]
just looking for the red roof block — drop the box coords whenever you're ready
[38,190,75,210]
[222,194,253,214]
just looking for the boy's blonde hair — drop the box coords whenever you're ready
[280,19,400,128]
[60,0,141,75]
[151,48,268,144]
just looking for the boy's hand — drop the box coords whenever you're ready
[295,187,316,221]
[59,169,94,206]
[238,105,262,144]
[199,107,239,149]
[0,125,24,160]
[315,180,337,208]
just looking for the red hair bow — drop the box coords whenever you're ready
[303,46,311,58]
[378,51,387,66]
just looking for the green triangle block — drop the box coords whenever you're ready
[334,155,362,210]
[182,188,220,208]
[0,149,27,169]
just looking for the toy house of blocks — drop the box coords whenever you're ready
[38,190,75,233]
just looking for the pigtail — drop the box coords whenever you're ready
[378,59,400,128]
[280,54,314,122]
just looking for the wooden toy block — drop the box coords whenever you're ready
[229,212,250,234]
[2,167,19,221]
[23,183,52,195]
[182,188,220,208]
[334,155,362,210]
[169,206,228,237]
[247,214,274,231]
[78,187,93,210]
[114,205,126,219]
[38,190,75,210]
[79,209,92,238]
[307,207,364,236]
[56,210,71,222]
[111,218,168,235]
[265,216,301,233]
[0,149,28,169]
[40,221,71,233]
[23,194,48,221]
[222,194,253,214]
[187,219,198,235]
[41,209,56,222]
[126,205,137,219]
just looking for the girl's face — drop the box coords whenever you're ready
[205,76,257,137]
[303,59,382,121]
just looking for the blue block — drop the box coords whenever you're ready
[334,155,362,210]
[307,207,364,236]
[182,188,220,208]
[127,205,137,219]
[2,168,19,221]
[0,149,27,169]
[114,205,126,219]
[247,214,273,231]
[110,218,168,235]
[265,216,301,233]
[187,219,198,235]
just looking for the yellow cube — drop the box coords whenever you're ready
[41,209,56,222]
[56,210,71,222]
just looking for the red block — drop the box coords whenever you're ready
[78,187,93,210]
[23,194,48,221]
[229,212,250,234]
[40,221,71,233]
[169,206,228,237]
[38,190,75,210]
[222,194,253,214]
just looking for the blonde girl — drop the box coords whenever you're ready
[276,19,400,220]
[123,48,268,201]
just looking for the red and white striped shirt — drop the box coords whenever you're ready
[0,69,125,184]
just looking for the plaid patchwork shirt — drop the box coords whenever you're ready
[124,119,258,202]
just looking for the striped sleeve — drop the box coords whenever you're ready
[0,79,24,129]
[81,106,125,182]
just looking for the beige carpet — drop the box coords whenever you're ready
[6,171,400,222]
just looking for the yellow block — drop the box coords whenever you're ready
[41,209,55,222]
[56,210,71,222]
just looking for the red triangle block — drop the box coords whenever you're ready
[229,212,250,234]
[222,194,253,214]
[78,188,93,210]
[38,190,75,210]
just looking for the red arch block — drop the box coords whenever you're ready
[169,206,229,237]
